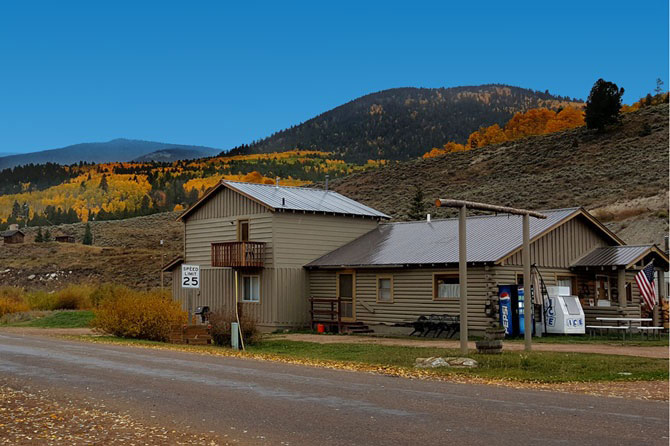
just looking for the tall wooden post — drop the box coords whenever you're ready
[522,213,532,351]
[658,269,667,328]
[617,268,627,309]
[459,204,468,354]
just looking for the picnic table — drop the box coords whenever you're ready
[587,317,662,339]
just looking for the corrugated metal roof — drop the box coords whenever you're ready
[571,245,654,267]
[306,208,581,267]
[223,181,390,219]
[1,229,23,237]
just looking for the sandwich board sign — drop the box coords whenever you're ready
[181,264,200,288]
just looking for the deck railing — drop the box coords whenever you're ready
[309,297,342,332]
[211,241,266,269]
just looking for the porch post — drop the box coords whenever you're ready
[617,268,627,310]
[523,213,532,351]
[657,269,666,328]
[459,204,468,355]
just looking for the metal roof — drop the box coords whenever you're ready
[223,181,390,219]
[571,245,657,267]
[1,229,23,237]
[306,208,583,267]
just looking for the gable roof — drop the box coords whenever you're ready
[1,229,24,237]
[306,207,621,268]
[162,256,184,272]
[572,245,669,269]
[177,181,390,221]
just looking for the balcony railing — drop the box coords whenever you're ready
[211,241,266,269]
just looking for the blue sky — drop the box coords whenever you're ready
[0,1,667,154]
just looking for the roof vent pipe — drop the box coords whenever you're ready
[282,197,285,207]
[325,175,329,191]
[275,177,280,188]
[427,214,431,222]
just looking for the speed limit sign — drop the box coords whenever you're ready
[181,264,200,288]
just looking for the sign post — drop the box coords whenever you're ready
[181,264,200,321]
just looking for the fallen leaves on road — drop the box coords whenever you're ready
[74,336,669,401]
[0,384,226,445]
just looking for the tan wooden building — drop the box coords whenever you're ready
[167,181,668,333]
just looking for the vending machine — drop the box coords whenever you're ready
[498,285,534,337]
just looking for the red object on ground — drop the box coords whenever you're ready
[317,324,325,333]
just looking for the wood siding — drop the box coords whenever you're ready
[172,265,309,329]
[309,267,495,332]
[186,186,269,221]
[502,215,611,267]
[184,214,273,266]
[272,212,379,267]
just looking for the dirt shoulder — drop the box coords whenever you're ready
[270,333,670,359]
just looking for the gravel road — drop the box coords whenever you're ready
[0,332,667,446]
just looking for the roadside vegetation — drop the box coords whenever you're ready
[0,284,186,341]
[77,336,668,384]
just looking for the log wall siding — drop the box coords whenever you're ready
[186,186,269,221]
[309,267,495,332]
[503,216,611,267]
[272,212,380,267]
[184,214,273,266]
[171,266,310,329]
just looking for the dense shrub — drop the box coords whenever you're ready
[0,296,29,317]
[91,288,186,341]
[23,285,93,311]
[209,309,260,347]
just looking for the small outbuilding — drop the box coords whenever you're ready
[55,235,76,243]
[1,229,25,244]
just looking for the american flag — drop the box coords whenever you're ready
[635,262,657,309]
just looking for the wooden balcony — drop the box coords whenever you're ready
[211,241,266,269]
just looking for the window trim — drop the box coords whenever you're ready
[595,274,611,302]
[432,272,460,300]
[555,273,578,295]
[241,274,261,303]
[376,274,394,303]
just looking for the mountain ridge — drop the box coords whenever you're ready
[0,138,220,169]
[235,84,583,162]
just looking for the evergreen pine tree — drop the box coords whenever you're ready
[408,184,426,220]
[43,228,52,242]
[82,223,93,245]
[99,174,109,192]
[35,227,43,243]
[584,79,624,131]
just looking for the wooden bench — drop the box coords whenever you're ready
[586,325,628,339]
[636,327,664,339]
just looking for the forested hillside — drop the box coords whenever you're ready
[0,151,384,228]
[236,85,582,162]
[330,103,669,246]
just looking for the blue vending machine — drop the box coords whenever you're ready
[499,285,534,337]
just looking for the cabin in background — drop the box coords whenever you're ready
[1,226,25,244]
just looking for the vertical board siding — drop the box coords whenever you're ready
[504,216,610,267]
[172,266,309,328]
[187,186,269,221]
[273,213,379,267]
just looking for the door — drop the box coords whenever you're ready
[337,271,355,322]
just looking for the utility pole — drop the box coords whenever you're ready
[435,199,547,353]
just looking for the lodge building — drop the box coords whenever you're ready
[165,181,668,334]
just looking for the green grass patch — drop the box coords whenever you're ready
[505,334,669,347]
[74,336,668,383]
[10,310,95,328]
[247,340,668,383]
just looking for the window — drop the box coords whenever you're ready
[595,275,611,305]
[556,276,576,295]
[238,220,249,242]
[377,276,393,303]
[434,274,459,299]
[242,275,260,302]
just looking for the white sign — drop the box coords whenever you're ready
[181,264,200,288]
